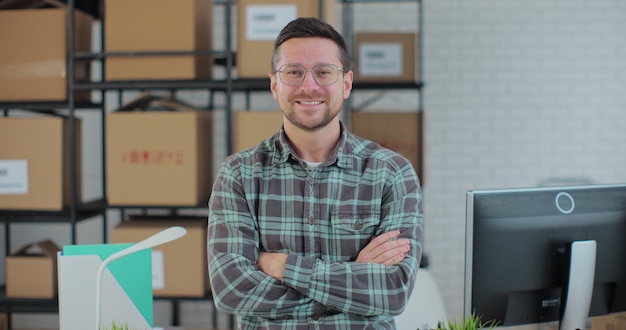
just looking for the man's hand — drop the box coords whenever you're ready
[258,251,288,281]
[356,230,410,266]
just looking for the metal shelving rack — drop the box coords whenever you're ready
[0,0,423,328]
[341,0,424,178]
[0,0,109,325]
[69,0,239,328]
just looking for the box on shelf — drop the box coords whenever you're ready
[354,33,419,83]
[0,116,82,210]
[105,0,213,80]
[112,216,209,297]
[237,0,337,78]
[351,111,422,174]
[592,312,626,330]
[6,239,61,298]
[0,0,93,102]
[106,94,212,206]
[233,110,283,153]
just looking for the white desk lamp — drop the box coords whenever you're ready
[95,226,187,330]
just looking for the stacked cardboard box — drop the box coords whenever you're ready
[105,0,213,80]
[106,94,212,206]
[112,217,209,297]
[232,110,283,153]
[6,239,61,298]
[354,33,419,83]
[0,116,82,210]
[351,112,422,175]
[0,1,93,101]
[592,313,626,330]
[237,0,337,78]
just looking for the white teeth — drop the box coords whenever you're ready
[299,101,322,105]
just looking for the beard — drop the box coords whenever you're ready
[281,92,341,132]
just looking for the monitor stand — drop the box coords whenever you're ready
[559,240,597,330]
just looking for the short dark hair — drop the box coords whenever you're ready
[271,17,350,72]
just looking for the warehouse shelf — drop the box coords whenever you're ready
[107,204,209,211]
[0,199,107,223]
[73,78,269,92]
[340,0,424,179]
[0,0,109,327]
[0,101,104,112]
[71,79,421,93]
[0,0,423,329]
[0,286,58,314]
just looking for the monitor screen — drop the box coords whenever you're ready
[464,184,626,329]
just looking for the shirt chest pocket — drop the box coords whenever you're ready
[329,209,380,260]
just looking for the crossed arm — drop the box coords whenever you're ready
[258,230,411,280]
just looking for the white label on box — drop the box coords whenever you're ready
[359,42,403,77]
[152,250,165,290]
[0,159,28,195]
[246,5,297,41]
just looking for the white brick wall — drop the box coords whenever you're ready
[423,0,626,320]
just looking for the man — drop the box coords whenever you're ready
[208,17,423,329]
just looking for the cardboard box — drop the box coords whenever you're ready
[106,94,212,206]
[6,239,61,298]
[237,0,337,78]
[354,33,419,83]
[112,217,209,297]
[0,0,93,102]
[0,116,82,210]
[105,0,212,80]
[351,112,421,175]
[592,312,626,330]
[233,111,283,153]
[58,242,154,329]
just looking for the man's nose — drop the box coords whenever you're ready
[300,70,319,89]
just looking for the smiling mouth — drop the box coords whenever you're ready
[297,101,323,105]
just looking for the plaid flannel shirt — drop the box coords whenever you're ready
[208,122,423,329]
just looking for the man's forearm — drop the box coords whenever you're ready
[283,252,418,316]
[257,230,410,280]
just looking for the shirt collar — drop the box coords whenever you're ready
[271,121,354,169]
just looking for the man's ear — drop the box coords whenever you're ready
[269,72,279,100]
[343,70,354,100]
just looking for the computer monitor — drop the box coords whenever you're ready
[464,184,626,330]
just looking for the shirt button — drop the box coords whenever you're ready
[353,222,363,230]
[308,217,315,225]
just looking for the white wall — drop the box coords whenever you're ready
[422,0,626,320]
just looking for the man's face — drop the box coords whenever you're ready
[269,37,353,133]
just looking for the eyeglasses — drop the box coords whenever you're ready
[274,63,345,86]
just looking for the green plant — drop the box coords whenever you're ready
[101,321,128,330]
[100,321,149,330]
[435,313,499,330]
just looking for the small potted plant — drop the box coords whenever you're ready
[435,313,499,330]
[102,321,149,330]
